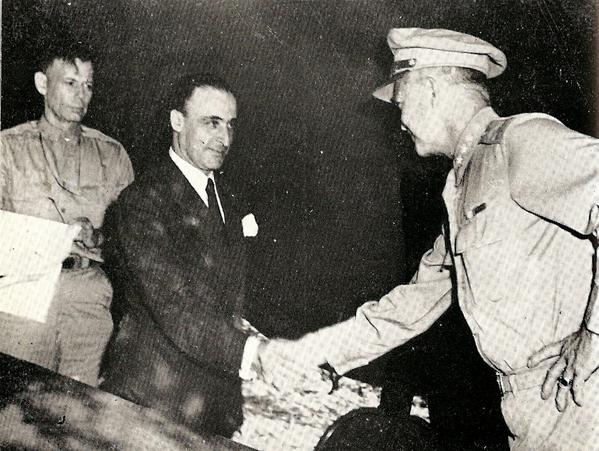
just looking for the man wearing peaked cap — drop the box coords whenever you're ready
[372,28,507,102]
[257,28,599,449]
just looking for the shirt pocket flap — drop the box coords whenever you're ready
[454,205,516,303]
[454,208,506,254]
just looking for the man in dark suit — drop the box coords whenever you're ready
[101,74,261,438]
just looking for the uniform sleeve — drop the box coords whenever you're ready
[307,232,453,375]
[0,134,10,209]
[112,143,134,197]
[506,117,599,332]
[507,117,599,236]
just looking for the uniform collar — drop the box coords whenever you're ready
[453,106,499,186]
[39,115,82,143]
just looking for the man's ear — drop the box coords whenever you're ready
[34,72,48,96]
[170,109,184,132]
[423,76,438,105]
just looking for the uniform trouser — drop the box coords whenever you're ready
[0,265,113,387]
[502,373,599,450]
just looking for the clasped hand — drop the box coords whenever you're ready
[70,217,104,256]
[252,337,327,391]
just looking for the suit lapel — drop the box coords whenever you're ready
[145,156,248,255]
[147,156,225,248]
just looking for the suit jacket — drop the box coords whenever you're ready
[102,155,249,438]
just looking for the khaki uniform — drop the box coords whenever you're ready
[311,107,599,448]
[0,117,133,385]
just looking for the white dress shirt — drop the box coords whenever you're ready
[169,148,226,223]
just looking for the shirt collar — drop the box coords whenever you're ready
[169,147,214,192]
[39,115,82,143]
[453,106,499,186]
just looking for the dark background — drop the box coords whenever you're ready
[2,2,597,446]
[2,0,597,342]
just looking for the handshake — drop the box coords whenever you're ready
[249,335,330,391]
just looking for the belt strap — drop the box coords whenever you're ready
[496,365,549,396]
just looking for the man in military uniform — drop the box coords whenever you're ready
[259,28,599,449]
[0,39,134,386]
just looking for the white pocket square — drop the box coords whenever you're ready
[242,213,258,237]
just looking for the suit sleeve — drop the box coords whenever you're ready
[506,117,599,332]
[115,188,248,377]
[309,232,453,375]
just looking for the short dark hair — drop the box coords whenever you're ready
[37,38,94,73]
[168,73,235,114]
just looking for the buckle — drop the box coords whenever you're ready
[390,58,417,77]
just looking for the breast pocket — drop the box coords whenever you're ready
[7,178,58,220]
[454,208,514,303]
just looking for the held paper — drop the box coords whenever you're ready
[0,210,80,323]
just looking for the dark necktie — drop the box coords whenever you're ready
[206,178,225,233]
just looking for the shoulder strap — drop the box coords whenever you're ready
[479,117,515,144]
[480,113,562,145]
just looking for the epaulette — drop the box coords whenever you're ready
[81,125,123,147]
[479,117,515,145]
[1,120,40,138]
[480,113,562,145]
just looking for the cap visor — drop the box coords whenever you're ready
[372,82,394,103]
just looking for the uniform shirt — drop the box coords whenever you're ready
[0,116,134,260]
[309,107,599,375]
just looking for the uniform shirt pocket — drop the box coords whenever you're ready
[455,207,512,303]
[6,177,58,220]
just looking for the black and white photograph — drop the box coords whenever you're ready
[1,1,598,449]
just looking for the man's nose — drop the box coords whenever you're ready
[76,84,91,102]
[217,125,232,148]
